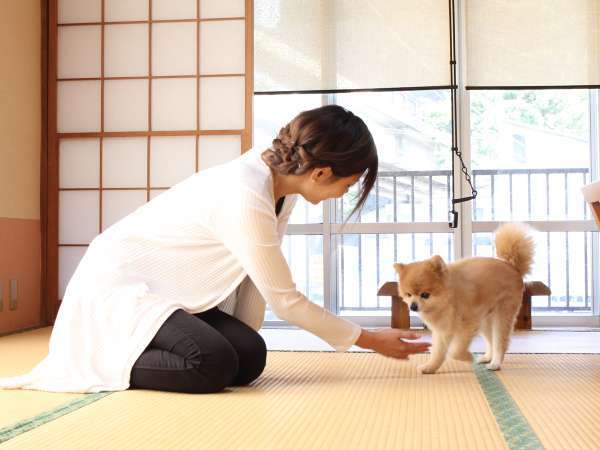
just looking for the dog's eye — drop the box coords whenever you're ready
[420,292,430,299]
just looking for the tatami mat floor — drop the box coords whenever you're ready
[1,327,598,449]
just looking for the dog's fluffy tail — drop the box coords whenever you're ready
[494,223,534,278]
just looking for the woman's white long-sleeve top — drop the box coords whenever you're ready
[0,147,361,393]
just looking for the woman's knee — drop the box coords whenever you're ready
[234,332,267,386]
[187,339,239,393]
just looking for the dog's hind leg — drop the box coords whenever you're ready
[487,307,515,371]
[477,317,493,364]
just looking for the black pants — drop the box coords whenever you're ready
[130,307,267,394]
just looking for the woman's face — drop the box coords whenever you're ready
[300,167,362,204]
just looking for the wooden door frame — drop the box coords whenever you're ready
[40,0,58,326]
[40,0,254,325]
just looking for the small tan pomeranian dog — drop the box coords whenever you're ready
[394,223,534,374]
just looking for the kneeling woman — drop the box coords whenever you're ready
[0,105,430,394]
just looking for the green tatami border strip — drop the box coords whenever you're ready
[473,358,544,450]
[0,392,112,444]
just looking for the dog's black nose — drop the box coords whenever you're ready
[410,303,419,312]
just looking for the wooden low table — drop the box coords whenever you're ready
[378,281,551,330]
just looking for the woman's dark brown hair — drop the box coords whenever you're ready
[261,105,378,219]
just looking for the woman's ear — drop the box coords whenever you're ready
[310,166,334,183]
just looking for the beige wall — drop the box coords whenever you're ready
[0,0,42,333]
[0,0,41,220]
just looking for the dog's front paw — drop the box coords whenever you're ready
[486,362,501,371]
[418,363,438,374]
[477,354,492,364]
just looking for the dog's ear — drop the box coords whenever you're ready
[428,255,447,275]
[393,263,404,273]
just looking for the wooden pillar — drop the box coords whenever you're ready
[378,282,410,329]
[515,281,551,330]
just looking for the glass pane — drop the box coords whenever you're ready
[149,189,168,200]
[199,77,245,130]
[152,22,196,76]
[58,26,101,79]
[470,90,591,221]
[58,81,101,132]
[152,0,196,20]
[105,0,148,22]
[59,139,100,189]
[288,198,323,224]
[150,136,196,187]
[102,137,147,188]
[200,0,245,18]
[200,20,245,75]
[338,233,454,315]
[59,191,99,244]
[198,135,241,170]
[334,90,452,223]
[152,78,196,131]
[104,79,149,132]
[59,246,88,299]
[104,24,148,77]
[59,0,101,24]
[473,231,593,315]
[102,190,147,230]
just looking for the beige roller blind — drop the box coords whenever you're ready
[255,0,451,92]
[466,0,600,88]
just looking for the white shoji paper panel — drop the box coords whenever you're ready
[59,246,88,299]
[59,191,99,244]
[150,136,196,187]
[152,78,196,131]
[200,20,245,75]
[198,135,242,169]
[103,138,147,188]
[58,81,101,133]
[149,189,168,200]
[102,190,147,230]
[200,77,245,130]
[152,22,197,76]
[104,80,149,132]
[104,24,149,77]
[59,139,100,188]
[58,26,101,79]
[152,0,196,20]
[58,0,101,24]
[105,0,148,22]
[200,0,245,18]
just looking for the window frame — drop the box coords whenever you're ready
[261,0,600,329]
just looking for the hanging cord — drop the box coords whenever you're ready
[449,145,478,228]
[448,0,477,228]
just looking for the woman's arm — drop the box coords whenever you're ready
[213,187,429,357]
[213,187,359,351]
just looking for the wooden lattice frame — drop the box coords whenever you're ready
[42,0,254,324]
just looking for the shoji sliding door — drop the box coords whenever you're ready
[48,0,253,322]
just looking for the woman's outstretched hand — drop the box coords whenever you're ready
[355,328,431,359]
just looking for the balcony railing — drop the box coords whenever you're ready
[284,167,594,315]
